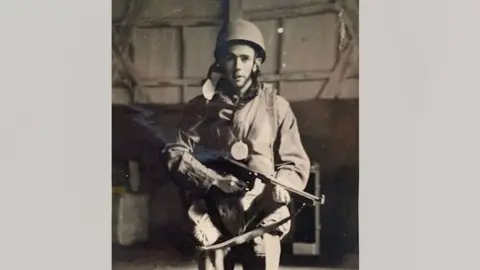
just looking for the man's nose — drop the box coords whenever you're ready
[234,58,241,70]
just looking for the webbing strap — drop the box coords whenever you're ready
[263,83,279,165]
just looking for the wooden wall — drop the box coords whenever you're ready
[113,0,358,104]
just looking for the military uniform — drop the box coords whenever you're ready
[163,19,310,270]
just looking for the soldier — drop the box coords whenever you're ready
[163,19,310,270]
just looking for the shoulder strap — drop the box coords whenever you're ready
[263,83,279,141]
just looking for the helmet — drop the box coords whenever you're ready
[214,19,266,63]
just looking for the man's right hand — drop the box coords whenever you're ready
[212,174,247,193]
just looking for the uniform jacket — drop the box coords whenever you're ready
[163,80,310,244]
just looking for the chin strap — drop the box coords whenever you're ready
[197,203,306,251]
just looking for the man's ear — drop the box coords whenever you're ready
[253,57,262,71]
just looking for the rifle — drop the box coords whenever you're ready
[203,156,325,207]
[196,156,325,251]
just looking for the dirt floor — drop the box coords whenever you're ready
[113,265,352,270]
[112,245,358,270]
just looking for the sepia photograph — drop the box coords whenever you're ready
[112,0,359,269]
[5,1,480,270]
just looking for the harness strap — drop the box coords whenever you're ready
[263,83,278,144]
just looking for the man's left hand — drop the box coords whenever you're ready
[272,185,291,204]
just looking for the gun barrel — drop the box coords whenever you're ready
[214,157,324,206]
[250,172,322,205]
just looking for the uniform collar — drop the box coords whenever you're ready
[214,78,260,106]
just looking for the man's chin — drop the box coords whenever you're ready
[235,82,245,88]
[227,79,244,89]
[226,77,250,90]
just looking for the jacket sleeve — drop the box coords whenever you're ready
[273,97,311,191]
[162,97,223,196]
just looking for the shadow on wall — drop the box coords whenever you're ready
[112,98,359,263]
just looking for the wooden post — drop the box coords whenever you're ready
[112,0,151,103]
[228,0,243,22]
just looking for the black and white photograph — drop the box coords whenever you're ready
[112,0,359,269]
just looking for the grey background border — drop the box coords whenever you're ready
[1,0,480,269]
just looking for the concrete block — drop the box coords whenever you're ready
[128,161,141,192]
[112,193,150,246]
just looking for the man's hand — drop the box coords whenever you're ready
[272,185,291,204]
[212,174,247,194]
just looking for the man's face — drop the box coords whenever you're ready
[222,44,259,89]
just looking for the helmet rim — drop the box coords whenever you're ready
[214,19,267,63]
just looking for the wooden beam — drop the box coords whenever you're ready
[112,0,131,24]
[138,70,332,88]
[243,2,338,21]
[113,41,149,101]
[228,0,242,22]
[135,17,221,28]
[140,77,200,88]
[114,0,152,54]
[179,25,186,103]
[131,2,338,29]
[336,0,358,43]
[112,0,152,103]
[317,41,356,98]
[263,71,331,82]
[276,18,285,94]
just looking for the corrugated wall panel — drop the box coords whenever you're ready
[133,28,181,79]
[338,79,358,99]
[183,26,220,78]
[282,13,338,72]
[254,19,280,74]
[280,80,326,101]
[121,0,358,103]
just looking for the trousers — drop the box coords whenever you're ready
[197,233,281,270]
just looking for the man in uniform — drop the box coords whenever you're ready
[163,19,310,270]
